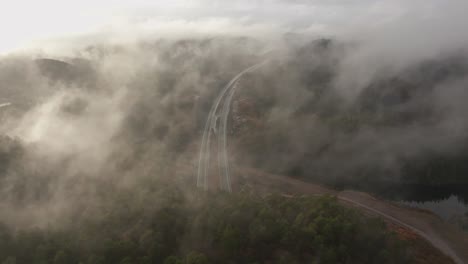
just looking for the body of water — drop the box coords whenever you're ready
[402,195,468,220]
[401,195,468,231]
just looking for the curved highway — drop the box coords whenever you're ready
[197,62,266,192]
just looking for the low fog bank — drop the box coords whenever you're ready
[0,38,267,229]
[233,40,468,190]
[1,32,468,229]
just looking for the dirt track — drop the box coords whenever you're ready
[239,168,468,264]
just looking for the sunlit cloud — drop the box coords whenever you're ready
[1,0,468,55]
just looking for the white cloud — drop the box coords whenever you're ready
[1,0,468,57]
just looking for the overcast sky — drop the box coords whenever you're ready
[1,0,467,54]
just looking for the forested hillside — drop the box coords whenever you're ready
[0,180,410,264]
[229,39,468,191]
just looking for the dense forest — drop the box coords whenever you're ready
[227,39,468,192]
[0,179,410,264]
